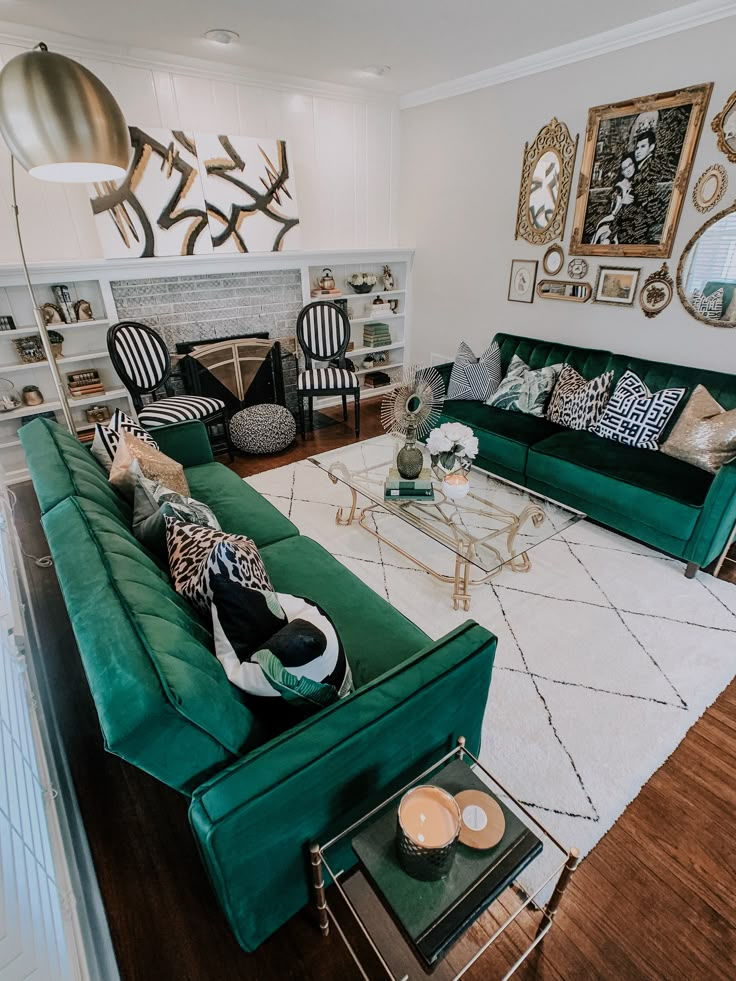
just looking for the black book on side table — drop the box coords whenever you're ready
[352,759,543,968]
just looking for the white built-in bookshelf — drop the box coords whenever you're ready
[0,249,413,484]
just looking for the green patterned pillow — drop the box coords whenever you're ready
[487,355,563,416]
[132,474,220,564]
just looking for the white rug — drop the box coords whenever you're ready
[246,437,736,881]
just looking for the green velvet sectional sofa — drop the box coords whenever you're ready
[438,332,736,575]
[19,416,497,952]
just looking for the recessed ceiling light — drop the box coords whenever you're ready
[204,29,240,45]
[361,64,391,77]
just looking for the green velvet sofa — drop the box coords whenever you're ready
[19,416,497,952]
[438,332,736,576]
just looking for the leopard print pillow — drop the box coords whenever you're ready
[166,520,273,615]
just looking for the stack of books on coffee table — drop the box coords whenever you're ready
[384,467,435,503]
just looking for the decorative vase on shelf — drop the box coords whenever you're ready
[22,384,44,406]
[396,424,424,480]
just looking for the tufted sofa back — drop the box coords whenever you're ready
[492,332,736,415]
[21,417,265,794]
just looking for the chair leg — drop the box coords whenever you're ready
[308,397,314,433]
[298,397,305,440]
[341,394,348,421]
[685,561,699,579]
[354,392,360,438]
[221,410,234,462]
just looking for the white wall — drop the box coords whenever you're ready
[0,35,400,263]
[400,19,736,373]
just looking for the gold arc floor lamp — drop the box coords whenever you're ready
[0,42,129,433]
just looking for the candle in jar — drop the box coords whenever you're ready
[398,786,461,847]
[443,471,470,500]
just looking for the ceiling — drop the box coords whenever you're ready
[0,0,709,94]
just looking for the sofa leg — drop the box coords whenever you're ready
[685,561,699,579]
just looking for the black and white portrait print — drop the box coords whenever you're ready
[583,106,691,248]
[570,85,712,258]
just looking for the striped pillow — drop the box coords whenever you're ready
[447,341,501,401]
[90,408,158,470]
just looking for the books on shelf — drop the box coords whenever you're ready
[363,370,391,388]
[362,322,392,347]
[52,285,77,323]
[67,368,105,398]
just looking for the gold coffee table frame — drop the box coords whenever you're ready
[313,453,582,611]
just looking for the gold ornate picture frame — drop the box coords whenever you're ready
[692,164,728,213]
[514,118,578,246]
[639,263,674,318]
[711,90,736,163]
[570,83,713,258]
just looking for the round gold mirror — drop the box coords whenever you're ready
[692,164,727,213]
[677,199,736,327]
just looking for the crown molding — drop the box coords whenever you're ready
[400,0,736,109]
[0,20,398,106]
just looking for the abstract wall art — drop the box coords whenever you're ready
[89,128,300,258]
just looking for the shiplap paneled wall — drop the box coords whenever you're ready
[0,38,400,263]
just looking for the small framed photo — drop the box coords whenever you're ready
[508,259,538,303]
[593,265,641,306]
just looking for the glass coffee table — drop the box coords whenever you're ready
[309,436,584,610]
[311,738,579,980]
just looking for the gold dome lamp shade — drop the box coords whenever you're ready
[0,44,130,433]
[0,44,129,182]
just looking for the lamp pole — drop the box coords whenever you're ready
[0,40,130,436]
[10,156,76,433]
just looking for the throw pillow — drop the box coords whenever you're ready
[486,354,563,416]
[132,475,220,562]
[212,579,352,712]
[661,385,736,473]
[90,408,158,470]
[447,341,502,401]
[108,431,189,499]
[690,287,724,320]
[592,370,686,450]
[166,521,273,615]
[546,364,614,431]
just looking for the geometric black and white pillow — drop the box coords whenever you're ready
[90,408,158,470]
[546,364,614,431]
[592,370,685,451]
[447,341,502,401]
[690,287,724,320]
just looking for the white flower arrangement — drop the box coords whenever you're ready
[347,272,378,286]
[426,422,478,474]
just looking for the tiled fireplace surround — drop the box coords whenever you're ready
[111,269,304,412]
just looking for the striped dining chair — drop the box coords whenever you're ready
[296,300,360,439]
[107,321,230,449]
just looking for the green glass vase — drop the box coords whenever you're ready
[396,426,424,480]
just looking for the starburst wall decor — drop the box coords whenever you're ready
[89,127,300,258]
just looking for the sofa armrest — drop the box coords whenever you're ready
[687,458,736,568]
[188,621,497,952]
[151,420,214,468]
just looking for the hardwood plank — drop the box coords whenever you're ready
[11,398,736,980]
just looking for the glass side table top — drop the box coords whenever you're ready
[312,739,579,981]
[309,435,584,610]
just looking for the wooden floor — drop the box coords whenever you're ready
[13,397,736,981]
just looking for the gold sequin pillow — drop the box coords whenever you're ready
[108,431,189,499]
[661,385,736,473]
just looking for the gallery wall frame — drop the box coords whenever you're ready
[514,118,578,246]
[570,83,713,258]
